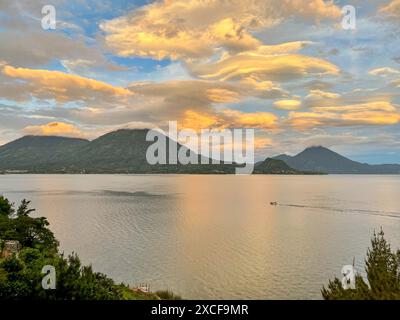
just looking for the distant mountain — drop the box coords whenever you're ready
[0,135,89,171]
[64,129,156,172]
[254,158,310,174]
[3,134,399,174]
[254,158,323,174]
[0,129,238,174]
[274,146,400,174]
[62,129,237,173]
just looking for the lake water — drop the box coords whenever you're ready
[1,174,400,299]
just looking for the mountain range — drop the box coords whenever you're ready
[0,129,399,174]
[273,146,400,174]
[0,129,238,174]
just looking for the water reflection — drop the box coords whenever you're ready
[0,174,399,299]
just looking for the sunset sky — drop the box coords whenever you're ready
[0,0,399,163]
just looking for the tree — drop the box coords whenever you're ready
[322,229,400,299]
[0,196,13,217]
[16,199,35,217]
[0,197,58,251]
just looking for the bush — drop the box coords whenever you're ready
[156,289,183,300]
[322,229,400,300]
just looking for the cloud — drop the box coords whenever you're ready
[127,79,286,121]
[205,88,240,103]
[312,101,397,113]
[181,109,278,131]
[61,59,130,74]
[273,99,302,110]
[380,0,400,19]
[250,41,314,55]
[0,0,124,73]
[288,111,400,128]
[391,79,400,88]
[0,30,108,68]
[302,80,335,91]
[254,136,273,149]
[129,80,241,110]
[288,101,400,129]
[2,65,132,103]
[305,89,341,100]
[36,78,285,131]
[23,122,86,138]
[188,50,339,82]
[100,0,340,60]
[222,109,278,129]
[368,67,400,76]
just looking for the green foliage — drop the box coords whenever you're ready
[155,289,183,300]
[0,199,58,252]
[0,196,13,217]
[322,229,400,300]
[253,158,315,174]
[0,248,123,300]
[16,199,35,217]
[117,285,160,300]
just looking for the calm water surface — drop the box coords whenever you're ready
[1,174,400,299]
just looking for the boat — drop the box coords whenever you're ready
[270,201,278,206]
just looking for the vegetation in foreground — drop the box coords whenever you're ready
[322,229,400,299]
[0,196,180,300]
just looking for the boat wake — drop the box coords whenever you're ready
[274,203,400,219]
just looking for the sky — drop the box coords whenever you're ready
[0,0,399,163]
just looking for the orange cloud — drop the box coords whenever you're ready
[254,136,273,148]
[274,99,302,110]
[182,110,221,130]
[342,112,400,125]
[231,110,278,129]
[23,122,86,138]
[380,0,400,18]
[206,88,240,103]
[189,52,339,82]
[256,41,313,55]
[101,0,340,61]
[283,0,340,20]
[181,109,278,131]
[305,89,341,100]
[288,101,400,129]
[2,65,132,103]
[312,101,397,113]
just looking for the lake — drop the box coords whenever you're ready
[1,174,400,299]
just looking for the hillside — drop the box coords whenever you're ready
[0,130,237,174]
[2,134,399,174]
[254,158,319,174]
[274,146,400,174]
[0,135,89,171]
